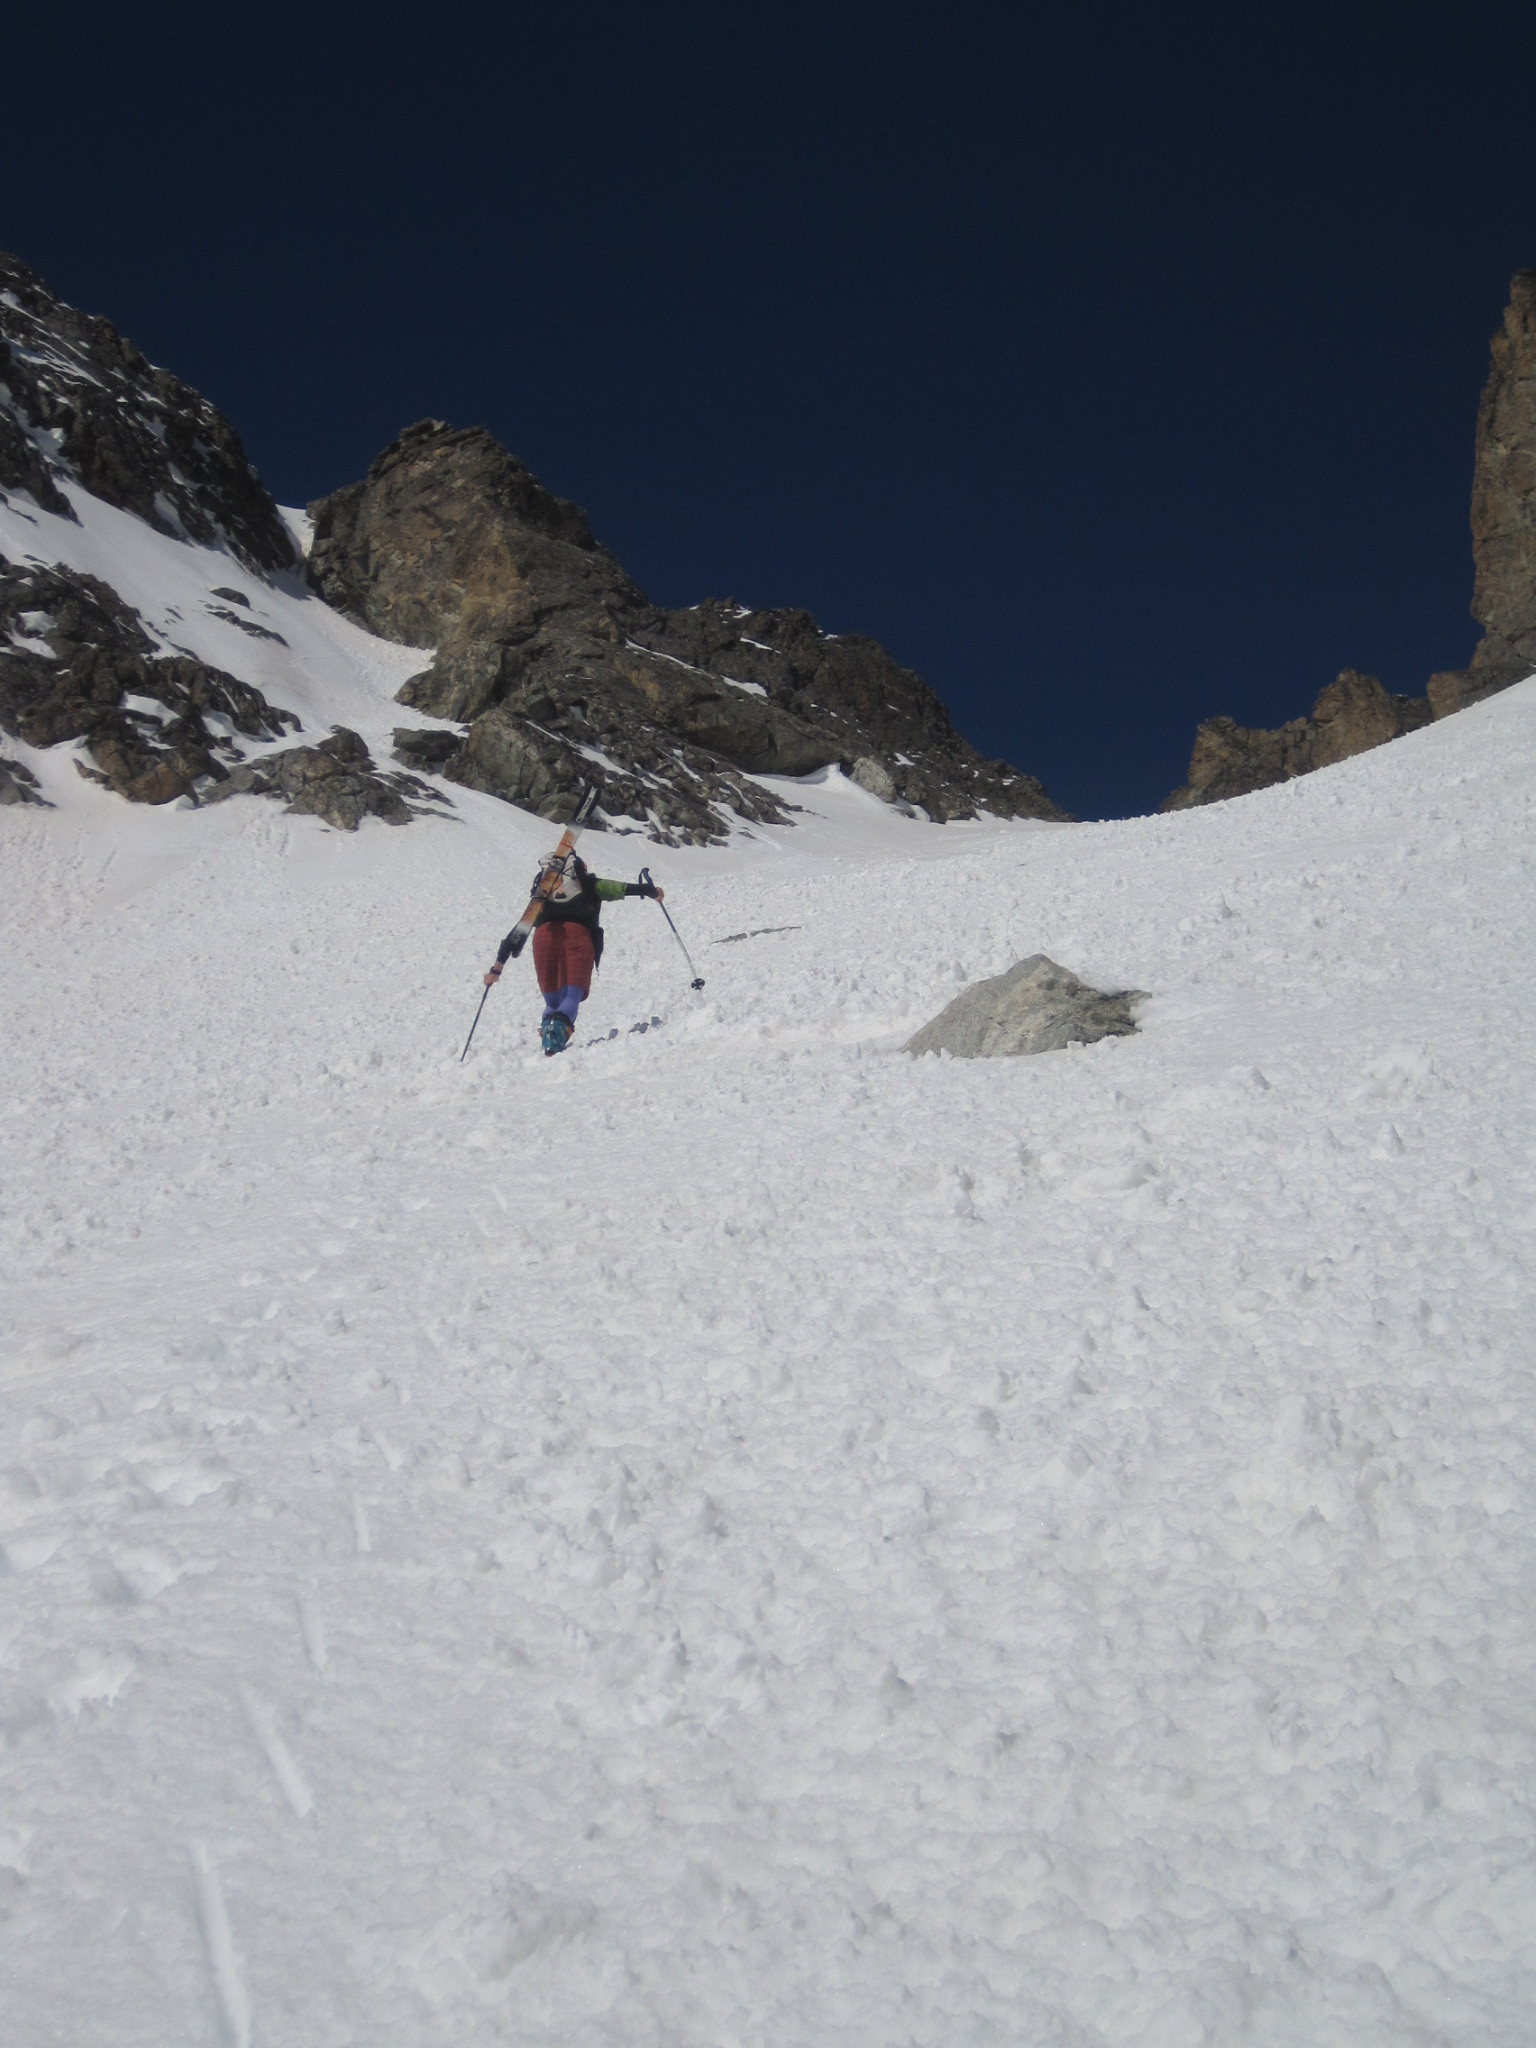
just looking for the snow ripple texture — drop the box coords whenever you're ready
[2,498,1536,2044]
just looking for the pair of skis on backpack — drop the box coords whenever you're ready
[460,786,705,1063]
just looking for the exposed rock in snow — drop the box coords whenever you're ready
[0,250,296,574]
[309,418,1067,841]
[905,953,1143,1057]
[0,751,46,805]
[0,559,298,805]
[1163,669,1432,811]
[202,724,449,831]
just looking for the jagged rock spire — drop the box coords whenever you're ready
[1430,269,1536,715]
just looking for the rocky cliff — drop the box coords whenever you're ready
[1165,269,1536,810]
[0,251,296,573]
[308,420,1068,842]
[1429,268,1536,717]
[1162,669,1432,811]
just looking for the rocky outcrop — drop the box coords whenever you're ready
[0,260,459,832]
[1429,270,1536,716]
[1165,273,1536,810]
[0,558,299,804]
[906,956,1143,1059]
[1162,669,1432,811]
[203,725,448,831]
[308,419,1067,843]
[0,251,297,574]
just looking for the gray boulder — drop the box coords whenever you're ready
[849,756,898,802]
[905,955,1143,1059]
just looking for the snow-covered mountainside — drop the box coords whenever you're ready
[0,250,295,575]
[3,251,1064,840]
[1,251,446,826]
[3,504,1534,2048]
[0,480,452,812]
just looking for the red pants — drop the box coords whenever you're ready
[532,920,595,997]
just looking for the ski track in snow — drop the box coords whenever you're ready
[3,497,1536,2043]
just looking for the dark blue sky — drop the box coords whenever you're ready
[5,2,1534,816]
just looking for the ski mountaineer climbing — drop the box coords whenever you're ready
[481,852,663,1055]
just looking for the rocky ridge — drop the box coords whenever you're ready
[1162,668,1432,811]
[308,420,1068,842]
[1,251,1064,842]
[1165,269,1536,809]
[0,250,296,573]
[0,253,408,819]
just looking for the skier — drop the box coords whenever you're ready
[482,851,663,1055]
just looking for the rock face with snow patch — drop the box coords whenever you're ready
[1162,669,1432,811]
[0,250,296,574]
[1429,269,1536,717]
[202,724,448,831]
[0,253,362,816]
[307,419,1067,842]
[905,955,1143,1058]
[0,560,299,805]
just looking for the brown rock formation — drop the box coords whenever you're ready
[308,420,1067,843]
[1428,269,1536,716]
[1162,670,1432,811]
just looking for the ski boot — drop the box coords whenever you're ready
[540,1013,574,1057]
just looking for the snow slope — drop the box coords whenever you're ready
[3,496,1536,2044]
[0,485,435,765]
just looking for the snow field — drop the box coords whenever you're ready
[3,495,1536,2042]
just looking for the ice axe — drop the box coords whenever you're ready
[640,867,705,989]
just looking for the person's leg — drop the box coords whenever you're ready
[533,925,595,1053]
[532,924,562,1015]
[556,926,596,1029]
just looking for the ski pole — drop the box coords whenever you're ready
[639,868,705,990]
[459,982,492,1062]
